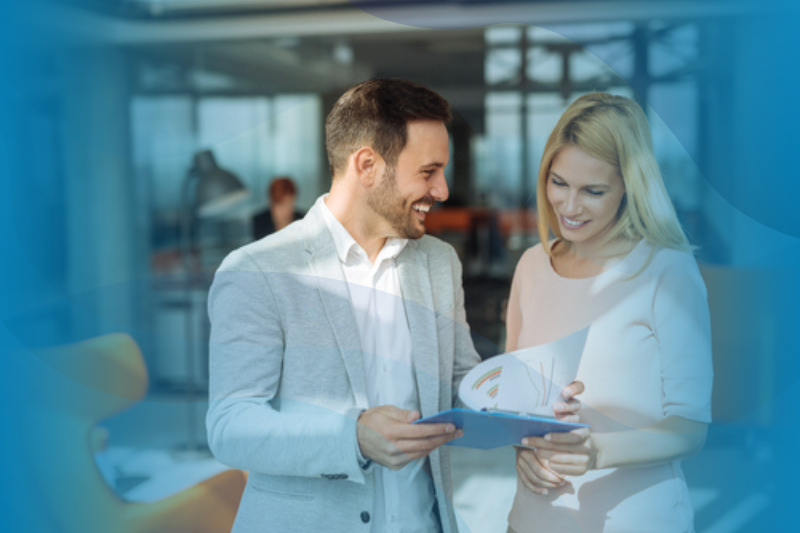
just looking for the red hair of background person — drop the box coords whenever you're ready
[269,177,297,203]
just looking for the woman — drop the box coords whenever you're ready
[505,93,713,532]
[252,176,304,239]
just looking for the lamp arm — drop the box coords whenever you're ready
[180,168,199,453]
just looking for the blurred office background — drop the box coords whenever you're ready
[3,1,799,532]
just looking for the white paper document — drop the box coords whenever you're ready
[459,327,589,416]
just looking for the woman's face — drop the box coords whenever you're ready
[272,193,296,218]
[546,145,626,250]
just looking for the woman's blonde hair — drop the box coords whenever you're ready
[537,93,692,255]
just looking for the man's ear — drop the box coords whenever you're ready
[352,146,382,187]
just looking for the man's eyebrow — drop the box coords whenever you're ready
[421,162,446,169]
[549,171,611,189]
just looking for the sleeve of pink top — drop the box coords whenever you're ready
[651,250,714,424]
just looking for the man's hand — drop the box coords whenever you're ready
[357,405,463,470]
[552,380,584,422]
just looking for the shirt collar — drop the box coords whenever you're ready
[317,195,408,265]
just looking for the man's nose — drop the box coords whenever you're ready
[431,172,449,203]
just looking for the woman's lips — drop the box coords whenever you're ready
[560,214,589,230]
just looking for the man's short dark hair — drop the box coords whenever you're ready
[325,78,452,179]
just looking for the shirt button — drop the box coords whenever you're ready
[360,511,371,523]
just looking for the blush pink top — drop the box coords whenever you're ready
[506,240,713,533]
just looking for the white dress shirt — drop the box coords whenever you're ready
[320,197,439,533]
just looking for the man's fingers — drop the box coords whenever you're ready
[358,405,460,468]
[405,410,421,423]
[361,405,410,425]
[403,421,457,439]
[376,405,420,423]
[363,406,455,439]
[381,429,465,466]
[399,430,464,455]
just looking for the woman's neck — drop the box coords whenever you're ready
[270,205,294,231]
[553,237,637,278]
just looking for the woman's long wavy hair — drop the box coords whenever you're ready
[537,93,693,256]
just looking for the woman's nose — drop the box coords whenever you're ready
[563,192,582,215]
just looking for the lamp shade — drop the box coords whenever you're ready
[192,150,249,218]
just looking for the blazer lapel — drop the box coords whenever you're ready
[397,242,441,418]
[302,205,369,409]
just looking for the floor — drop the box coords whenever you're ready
[98,392,775,533]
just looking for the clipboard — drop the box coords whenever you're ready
[414,408,588,450]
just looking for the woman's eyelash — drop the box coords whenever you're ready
[552,177,604,196]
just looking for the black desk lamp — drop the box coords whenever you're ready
[180,149,247,454]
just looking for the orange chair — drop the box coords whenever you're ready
[27,333,245,533]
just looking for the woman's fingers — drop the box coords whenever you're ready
[536,448,593,476]
[515,447,565,494]
[524,428,590,449]
[561,380,585,400]
[554,398,581,417]
[546,462,588,477]
[555,411,581,423]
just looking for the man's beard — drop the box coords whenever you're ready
[366,166,425,240]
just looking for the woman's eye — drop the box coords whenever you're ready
[586,190,604,196]
[551,178,566,186]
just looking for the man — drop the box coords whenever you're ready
[207,78,580,533]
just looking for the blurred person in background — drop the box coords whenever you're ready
[252,176,304,239]
[505,93,713,533]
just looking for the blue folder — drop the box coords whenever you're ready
[414,408,589,450]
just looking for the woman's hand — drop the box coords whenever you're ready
[515,380,590,495]
[523,428,597,477]
[553,381,584,422]
[515,446,566,495]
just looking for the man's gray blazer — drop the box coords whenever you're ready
[207,201,481,533]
